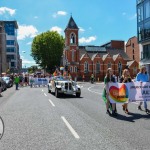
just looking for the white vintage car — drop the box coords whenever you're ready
[48,76,81,98]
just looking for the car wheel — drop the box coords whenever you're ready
[48,88,51,93]
[55,88,60,98]
[76,93,81,98]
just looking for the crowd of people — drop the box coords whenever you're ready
[102,65,150,116]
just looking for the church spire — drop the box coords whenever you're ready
[65,16,78,31]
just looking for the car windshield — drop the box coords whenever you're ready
[2,77,9,81]
[54,76,70,81]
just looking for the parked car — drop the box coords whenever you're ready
[48,76,81,98]
[2,77,13,88]
[0,77,7,91]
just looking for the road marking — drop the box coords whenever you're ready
[88,85,102,95]
[61,116,80,139]
[42,89,44,92]
[44,93,47,96]
[49,99,55,107]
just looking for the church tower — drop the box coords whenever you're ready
[64,16,79,79]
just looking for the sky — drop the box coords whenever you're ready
[0,0,137,68]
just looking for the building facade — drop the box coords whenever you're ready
[0,21,21,73]
[0,22,7,75]
[137,0,150,75]
[63,17,139,81]
[126,36,140,63]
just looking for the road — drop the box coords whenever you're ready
[0,83,150,150]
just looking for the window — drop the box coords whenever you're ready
[7,40,15,45]
[11,62,15,67]
[70,33,75,44]
[7,55,15,60]
[144,21,150,40]
[133,49,134,54]
[118,62,122,77]
[96,62,100,73]
[133,66,137,75]
[108,62,111,68]
[137,5,143,22]
[5,23,15,35]
[143,44,150,59]
[6,47,15,52]
[70,66,73,72]
[144,1,150,19]
[74,66,77,72]
[133,55,135,60]
[138,25,144,41]
[72,50,75,61]
[132,43,134,48]
[84,61,89,73]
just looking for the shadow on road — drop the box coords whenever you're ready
[113,112,150,122]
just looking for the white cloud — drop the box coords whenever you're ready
[50,26,62,34]
[34,16,38,19]
[79,27,85,32]
[79,36,96,44]
[18,24,38,40]
[21,56,36,65]
[27,42,32,45]
[0,7,16,16]
[52,11,67,18]
[129,13,137,20]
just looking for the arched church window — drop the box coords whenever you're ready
[84,61,89,73]
[70,33,75,44]
[96,62,100,73]
[118,62,122,77]
[108,62,111,68]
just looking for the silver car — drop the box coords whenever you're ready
[48,76,81,98]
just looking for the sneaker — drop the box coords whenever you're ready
[122,105,125,111]
[125,108,129,114]
[145,109,150,114]
[106,110,111,116]
[112,110,117,116]
[138,105,142,111]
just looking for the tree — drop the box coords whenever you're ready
[28,65,38,73]
[31,31,64,72]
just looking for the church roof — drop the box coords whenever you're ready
[65,16,78,31]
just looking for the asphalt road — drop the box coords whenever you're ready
[0,83,150,150]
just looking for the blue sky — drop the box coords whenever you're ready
[0,0,137,67]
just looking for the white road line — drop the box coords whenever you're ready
[61,116,80,139]
[49,99,55,107]
[44,93,47,96]
[88,86,102,95]
[42,89,44,92]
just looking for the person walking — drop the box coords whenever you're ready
[14,74,20,90]
[120,69,132,114]
[136,66,150,114]
[102,68,117,116]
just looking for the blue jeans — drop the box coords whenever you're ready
[16,83,19,90]
[139,101,147,109]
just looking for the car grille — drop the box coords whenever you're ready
[65,83,72,90]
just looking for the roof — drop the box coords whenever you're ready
[65,16,78,31]
[127,60,135,67]
[0,20,18,29]
[107,49,131,61]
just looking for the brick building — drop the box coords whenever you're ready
[63,16,139,81]
[126,36,140,63]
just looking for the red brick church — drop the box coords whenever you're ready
[63,16,139,81]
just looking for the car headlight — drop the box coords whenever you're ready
[61,83,64,87]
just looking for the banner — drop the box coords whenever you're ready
[107,82,150,103]
[107,83,129,103]
[29,78,49,86]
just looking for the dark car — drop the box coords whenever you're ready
[2,77,13,88]
[0,77,7,91]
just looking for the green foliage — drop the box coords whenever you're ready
[28,65,38,73]
[31,31,64,72]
